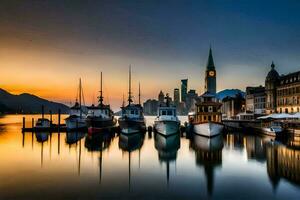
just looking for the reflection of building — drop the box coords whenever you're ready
[186,89,198,112]
[143,99,158,115]
[221,94,245,119]
[205,48,217,94]
[266,143,300,190]
[181,79,188,102]
[265,62,300,114]
[245,86,266,114]
[244,135,266,162]
[173,88,180,105]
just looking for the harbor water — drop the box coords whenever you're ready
[0,114,299,199]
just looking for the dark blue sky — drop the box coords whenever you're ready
[1,0,300,107]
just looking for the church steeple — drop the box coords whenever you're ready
[206,47,215,70]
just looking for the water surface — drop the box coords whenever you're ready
[0,114,299,199]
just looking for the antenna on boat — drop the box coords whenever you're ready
[122,93,125,107]
[79,78,82,118]
[138,82,141,105]
[128,65,133,105]
[99,71,104,106]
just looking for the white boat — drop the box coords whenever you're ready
[189,92,224,137]
[118,66,146,134]
[154,94,180,136]
[65,78,87,130]
[35,105,51,130]
[255,121,283,137]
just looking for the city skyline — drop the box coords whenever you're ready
[1,0,300,110]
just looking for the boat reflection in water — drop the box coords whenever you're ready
[85,130,115,182]
[191,133,223,197]
[118,133,145,191]
[35,131,49,143]
[154,133,180,185]
[65,131,86,145]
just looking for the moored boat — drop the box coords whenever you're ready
[35,105,51,130]
[154,93,180,136]
[118,66,146,134]
[189,92,223,137]
[86,72,116,134]
[65,78,87,131]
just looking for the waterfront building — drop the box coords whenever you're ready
[221,94,245,119]
[205,48,217,94]
[265,62,300,114]
[143,99,158,115]
[181,79,188,102]
[158,90,165,105]
[245,86,266,115]
[173,88,180,105]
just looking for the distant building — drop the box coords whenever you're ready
[143,99,158,115]
[158,90,164,105]
[221,94,245,119]
[265,62,300,114]
[173,88,180,105]
[186,89,198,112]
[205,48,217,94]
[181,79,188,102]
[245,86,266,114]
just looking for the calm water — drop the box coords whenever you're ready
[0,114,299,200]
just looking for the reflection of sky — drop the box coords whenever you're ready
[0,114,299,199]
[1,1,300,110]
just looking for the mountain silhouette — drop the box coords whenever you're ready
[0,88,69,114]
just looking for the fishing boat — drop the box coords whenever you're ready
[86,72,116,134]
[65,78,87,130]
[154,93,180,136]
[118,66,146,134]
[35,105,51,130]
[189,92,223,137]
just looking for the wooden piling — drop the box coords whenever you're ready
[58,109,61,133]
[22,117,25,130]
[50,110,52,127]
[32,118,34,130]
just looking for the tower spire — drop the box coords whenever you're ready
[206,47,215,70]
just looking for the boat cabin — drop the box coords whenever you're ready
[87,104,113,118]
[193,92,222,124]
[122,104,144,119]
[158,106,176,117]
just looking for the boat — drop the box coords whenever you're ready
[65,78,87,130]
[35,105,51,130]
[154,93,180,136]
[118,66,146,134]
[86,72,116,134]
[189,92,223,137]
[255,120,283,137]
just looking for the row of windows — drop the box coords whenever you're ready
[124,110,141,115]
[280,75,300,85]
[277,97,300,106]
[278,107,300,113]
[197,106,220,113]
[195,114,221,122]
[277,86,300,96]
[160,110,175,116]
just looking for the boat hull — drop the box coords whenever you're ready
[86,117,116,134]
[154,120,180,136]
[193,122,224,137]
[65,117,87,130]
[118,118,146,134]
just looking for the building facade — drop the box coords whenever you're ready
[173,88,180,105]
[143,99,158,115]
[245,86,266,114]
[181,79,188,102]
[205,48,217,94]
[158,90,165,105]
[265,62,300,114]
[221,94,245,119]
[186,89,198,112]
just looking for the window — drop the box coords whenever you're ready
[135,110,138,115]
[208,116,211,121]
[208,106,213,112]
[204,116,206,121]
[131,110,134,114]
[162,110,166,115]
[167,110,172,115]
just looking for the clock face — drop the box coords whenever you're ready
[209,71,215,76]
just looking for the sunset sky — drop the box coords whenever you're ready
[1,0,300,110]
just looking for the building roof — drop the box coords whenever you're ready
[206,47,215,70]
[266,62,280,81]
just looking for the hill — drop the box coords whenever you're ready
[0,88,69,114]
[216,89,245,100]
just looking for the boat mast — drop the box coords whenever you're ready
[128,65,133,105]
[138,82,141,105]
[99,72,104,106]
[79,78,82,118]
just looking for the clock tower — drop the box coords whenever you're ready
[205,47,217,94]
